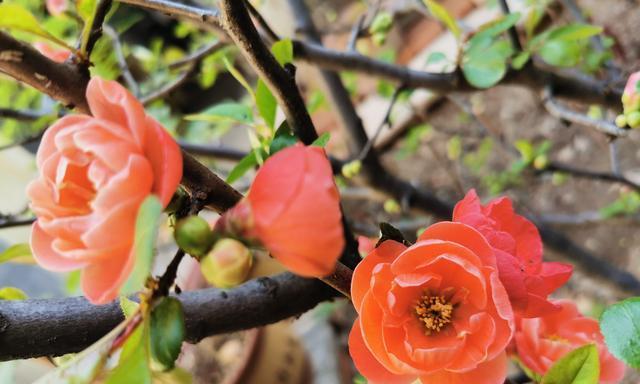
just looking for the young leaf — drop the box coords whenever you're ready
[462,39,512,88]
[422,0,461,39]
[119,296,139,319]
[120,196,163,296]
[0,4,74,51]
[471,12,521,45]
[271,39,294,66]
[185,102,254,124]
[227,150,259,184]
[512,51,531,70]
[0,243,33,264]
[106,322,152,384]
[269,122,297,154]
[255,79,277,129]
[312,132,331,147]
[0,287,27,300]
[150,297,186,370]
[600,297,640,368]
[541,344,599,384]
[77,0,98,54]
[223,57,256,100]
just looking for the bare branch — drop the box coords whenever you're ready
[168,40,226,69]
[117,0,220,27]
[498,0,522,51]
[103,24,139,96]
[542,86,627,136]
[141,64,196,105]
[545,161,640,191]
[0,217,35,229]
[0,272,337,361]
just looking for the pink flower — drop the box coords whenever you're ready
[453,190,572,317]
[27,77,182,304]
[46,0,67,16]
[515,300,626,383]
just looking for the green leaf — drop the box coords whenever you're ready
[0,4,74,51]
[119,296,139,319]
[120,196,163,296]
[152,368,192,384]
[531,24,603,67]
[512,51,531,69]
[106,322,151,384]
[269,122,297,155]
[376,222,410,247]
[227,150,259,184]
[312,132,331,147]
[77,0,98,54]
[546,24,603,42]
[514,140,534,163]
[255,79,277,129]
[185,102,254,124]
[150,297,186,370]
[425,51,447,66]
[600,297,640,368]
[541,344,599,384]
[223,57,256,100]
[538,39,585,67]
[0,287,27,300]
[462,39,512,88]
[369,12,393,35]
[271,39,293,66]
[0,243,33,264]
[422,0,461,39]
[471,12,521,45]
[446,136,462,160]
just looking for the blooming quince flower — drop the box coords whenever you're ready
[453,190,572,317]
[27,77,182,304]
[349,221,514,384]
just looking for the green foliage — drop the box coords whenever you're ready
[446,135,462,160]
[150,297,185,370]
[369,12,393,46]
[120,196,163,296]
[269,122,297,154]
[256,79,277,130]
[529,24,603,68]
[311,132,331,147]
[77,0,99,54]
[0,243,32,264]
[525,0,552,38]
[0,287,28,300]
[226,149,262,184]
[119,296,139,319]
[462,39,513,88]
[306,90,326,113]
[599,191,640,219]
[422,0,461,39]
[185,102,254,124]
[600,297,640,368]
[271,39,293,66]
[540,344,600,384]
[105,322,152,384]
[397,124,432,158]
[0,3,74,51]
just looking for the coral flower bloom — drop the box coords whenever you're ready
[515,300,626,383]
[349,221,514,384]
[218,144,344,277]
[27,77,182,304]
[34,42,71,63]
[453,190,572,317]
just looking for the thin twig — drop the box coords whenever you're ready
[609,139,621,176]
[0,130,45,151]
[141,65,196,105]
[103,25,139,96]
[498,0,522,51]
[168,40,226,69]
[542,86,627,136]
[321,262,353,299]
[544,161,640,191]
[356,84,405,161]
[179,141,247,160]
[117,0,220,27]
[82,0,113,59]
[0,108,48,121]
[347,14,366,51]
[0,217,35,229]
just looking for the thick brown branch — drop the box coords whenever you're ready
[0,272,337,361]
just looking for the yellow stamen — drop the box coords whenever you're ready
[414,294,453,335]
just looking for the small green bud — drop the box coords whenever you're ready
[533,154,549,170]
[627,111,640,128]
[164,187,189,215]
[341,160,362,179]
[615,114,627,128]
[200,238,253,288]
[174,216,215,257]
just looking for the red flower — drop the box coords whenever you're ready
[515,300,626,383]
[34,42,71,63]
[27,77,182,304]
[349,221,514,384]
[453,190,572,317]
[218,144,344,277]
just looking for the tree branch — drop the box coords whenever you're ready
[0,272,337,361]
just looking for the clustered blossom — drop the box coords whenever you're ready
[27,77,182,304]
[349,190,625,383]
[616,71,640,128]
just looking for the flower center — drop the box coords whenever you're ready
[415,294,453,335]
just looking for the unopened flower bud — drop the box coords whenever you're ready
[533,154,549,170]
[623,72,640,113]
[174,216,216,257]
[200,238,253,288]
[615,114,627,128]
[628,111,640,129]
